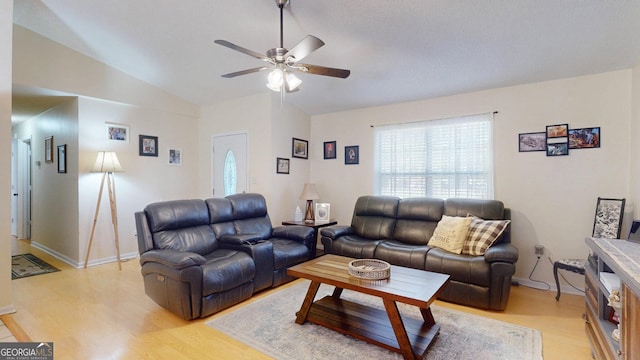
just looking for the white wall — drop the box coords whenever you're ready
[13,100,80,262]
[311,70,632,291]
[199,93,312,224]
[0,0,14,315]
[12,25,201,267]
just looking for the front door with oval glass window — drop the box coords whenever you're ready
[212,133,248,197]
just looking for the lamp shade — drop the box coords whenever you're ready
[91,151,123,173]
[299,183,320,200]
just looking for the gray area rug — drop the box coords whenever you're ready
[207,280,542,360]
[11,253,60,280]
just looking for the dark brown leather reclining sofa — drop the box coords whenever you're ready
[135,193,315,320]
[320,196,518,311]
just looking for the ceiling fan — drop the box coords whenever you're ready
[214,0,350,93]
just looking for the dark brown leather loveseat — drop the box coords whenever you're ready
[135,193,315,320]
[320,196,518,310]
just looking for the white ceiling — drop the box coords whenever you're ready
[12,0,640,118]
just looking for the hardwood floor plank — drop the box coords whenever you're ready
[8,239,591,359]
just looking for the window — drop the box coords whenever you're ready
[374,113,494,199]
[223,150,237,196]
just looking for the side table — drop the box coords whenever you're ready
[281,219,337,258]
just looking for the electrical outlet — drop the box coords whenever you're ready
[534,245,544,256]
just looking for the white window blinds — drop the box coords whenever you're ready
[374,113,494,199]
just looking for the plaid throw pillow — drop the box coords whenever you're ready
[462,218,511,256]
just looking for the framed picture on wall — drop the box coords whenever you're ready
[345,145,359,164]
[323,141,337,159]
[44,136,54,163]
[139,135,158,157]
[518,132,546,152]
[168,148,182,166]
[276,157,290,174]
[106,122,129,142]
[569,127,600,149]
[292,138,308,159]
[546,124,568,138]
[57,144,67,173]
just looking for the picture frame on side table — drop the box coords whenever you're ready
[323,141,337,159]
[57,144,67,173]
[569,127,600,149]
[276,157,290,174]
[45,136,54,163]
[139,135,159,157]
[518,132,546,152]
[345,145,359,164]
[315,203,330,222]
[168,148,182,166]
[292,138,308,159]
[106,122,129,142]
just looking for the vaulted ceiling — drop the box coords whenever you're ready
[12,0,640,119]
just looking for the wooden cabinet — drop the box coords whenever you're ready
[586,238,640,360]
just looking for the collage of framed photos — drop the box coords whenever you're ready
[277,138,360,174]
[519,123,600,156]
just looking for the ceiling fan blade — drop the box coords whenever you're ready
[214,40,271,62]
[284,35,325,63]
[295,63,351,78]
[221,66,269,78]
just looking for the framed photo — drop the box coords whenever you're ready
[569,127,600,149]
[546,142,569,156]
[592,197,626,239]
[292,138,308,159]
[315,203,331,222]
[546,124,568,138]
[106,122,129,142]
[139,135,158,157]
[276,157,290,174]
[323,141,337,159]
[44,136,54,163]
[168,148,182,166]
[345,145,359,165]
[57,144,67,173]
[518,132,546,152]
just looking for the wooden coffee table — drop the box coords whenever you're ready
[287,254,450,360]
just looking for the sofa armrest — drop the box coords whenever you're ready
[140,249,206,269]
[219,233,264,245]
[320,225,354,239]
[272,225,315,242]
[484,243,519,263]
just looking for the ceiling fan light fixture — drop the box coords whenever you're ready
[267,67,284,91]
[286,72,302,91]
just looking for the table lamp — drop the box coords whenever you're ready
[299,183,320,223]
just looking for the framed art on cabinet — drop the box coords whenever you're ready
[276,157,290,174]
[292,138,308,159]
[139,135,158,157]
[315,203,330,222]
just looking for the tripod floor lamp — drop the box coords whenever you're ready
[85,151,123,270]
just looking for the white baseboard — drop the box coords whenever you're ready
[0,305,16,316]
[512,276,584,296]
[30,241,138,268]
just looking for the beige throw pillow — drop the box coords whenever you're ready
[428,215,472,254]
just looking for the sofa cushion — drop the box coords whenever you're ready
[393,198,444,245]
[463,218,511,255]
[374,240,430,270]
[428,215,472,254]
[201,249,255,296]
[327,235,381,258]
[351,196,400,240]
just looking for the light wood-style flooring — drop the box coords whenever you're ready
[4,239,592,359]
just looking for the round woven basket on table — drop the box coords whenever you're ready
[348,259,391,280]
